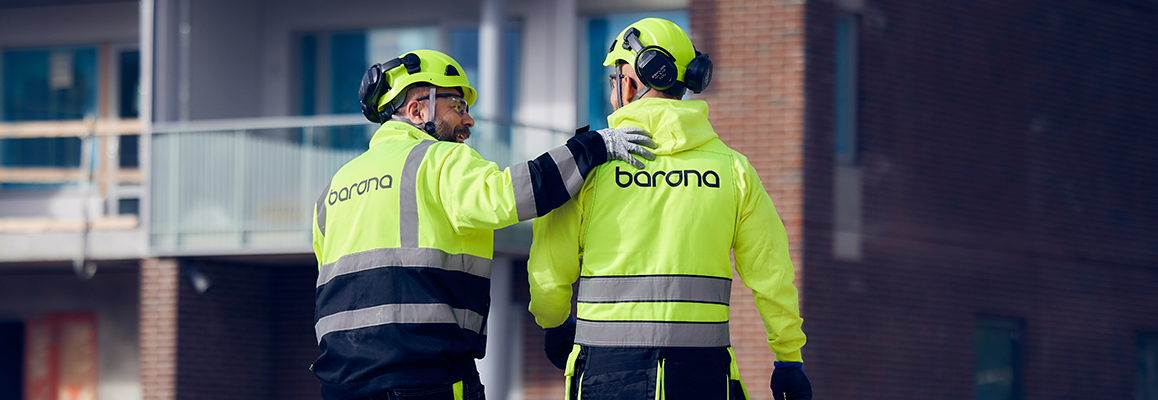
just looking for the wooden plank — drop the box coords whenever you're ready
[0,215,139,233]
[0,168,141,184]
[0,119,142,139]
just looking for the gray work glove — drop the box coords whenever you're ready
[597,126,657,169]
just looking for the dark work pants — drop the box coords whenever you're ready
[358,374,485,400]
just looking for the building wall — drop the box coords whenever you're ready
[0,264,141,400]
[802,0,1158,398]
[172,259,318,400]
[0,2,138,48]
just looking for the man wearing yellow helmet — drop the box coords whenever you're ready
[311,49,657,400]
[527,18,813,400]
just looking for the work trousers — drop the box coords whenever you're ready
[358,374,485,400]
[566,346,747,400]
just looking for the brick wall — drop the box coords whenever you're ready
[176,261,274,400]
[170,260,320,400]
[141,258,178,400]
[802,0,1158,398]
[691,1,808,398]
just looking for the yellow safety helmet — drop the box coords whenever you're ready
[604,18,713,95]
[358,49,477,123]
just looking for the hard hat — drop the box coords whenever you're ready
[358,49,477,123]
[603,18,713,95]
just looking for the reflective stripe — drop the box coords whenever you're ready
[315,182,330,236]
[400,140,435,247]
[316,247,493,287]
[511,162,537,220]
[575,320,730,347]
[577,275,731,305]
[315,303,485,343]
[547,146,583,197]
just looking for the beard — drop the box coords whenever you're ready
[434,118,471,143]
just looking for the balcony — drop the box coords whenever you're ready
[0,118,145,263]
[149,114,569,256]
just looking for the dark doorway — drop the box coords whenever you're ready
[0,320,24,399]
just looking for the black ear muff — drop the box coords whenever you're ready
[635,46,678,91]
[358,53,422,123]
[359,63,388,123]
[683,51,713,94]
[622,27,679,92]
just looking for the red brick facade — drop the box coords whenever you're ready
[141,258,178,400]
[800,0,1158,399]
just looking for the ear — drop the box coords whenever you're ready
[623,76,641,103]
[404,99,426,123]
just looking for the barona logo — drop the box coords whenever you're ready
[328,174,393,205]
[615,166,720,188]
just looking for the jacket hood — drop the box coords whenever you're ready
[607,98,716,156]
[369,120,437,147]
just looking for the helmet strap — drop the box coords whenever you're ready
[421,86,438,137]
[615,65,624,110]
[632,86,652,103]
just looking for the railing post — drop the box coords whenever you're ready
[166,132,179,248]
[234,129,246,246]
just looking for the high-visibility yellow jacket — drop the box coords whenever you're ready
[312,120,607,399]
[528,98,806,363]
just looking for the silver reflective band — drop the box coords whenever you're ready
[400,140,435,248]
[316,247,493,288]
[315,182,330,236]
[575,320,730,347]
[577,275,731,305]
[510,162,537,220]
[315,303,485,344]
[546,146,583,197]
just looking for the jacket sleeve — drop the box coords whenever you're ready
[526,181,587,329]
[732,158,807,362]
[312,182,329,271]
[437,130,608,231]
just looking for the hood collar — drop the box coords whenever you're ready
[607,98,716,156]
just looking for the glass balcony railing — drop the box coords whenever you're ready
[149,114,570,256]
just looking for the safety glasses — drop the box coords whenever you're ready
[609,73,627,89]
[416,93,470,116]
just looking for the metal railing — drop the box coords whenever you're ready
[149,114,570,255]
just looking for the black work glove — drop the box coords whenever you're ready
[770,361,812,400]
[543,316,576,370]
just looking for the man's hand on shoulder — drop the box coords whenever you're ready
[596,127,656,169]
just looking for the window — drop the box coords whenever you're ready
[975,316,1023,400]
[298,27,440,150]
[1,47,97,173]
[1140,333,1158,400]
[834,13,859,167]
[298,26,440,117]
[583,11,689,131]
[833,12,862,260]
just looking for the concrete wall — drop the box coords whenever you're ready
[0,2,139,48]
[0,265,141,400]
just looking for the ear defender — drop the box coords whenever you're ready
[358,53,422,123]
[622,28,680,93]
[683,51,713,94]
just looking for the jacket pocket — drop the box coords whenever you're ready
[661,359,730,400]
[579,359,658,400]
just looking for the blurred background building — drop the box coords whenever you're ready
[0,0,1155,399]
